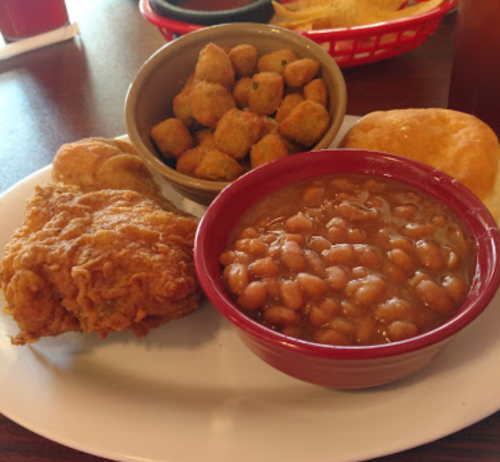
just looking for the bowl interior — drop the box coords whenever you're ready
[125,23,347,202]
[194,149,500,359]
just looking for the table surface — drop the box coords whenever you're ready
[1,1,499,461]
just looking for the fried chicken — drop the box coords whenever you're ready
[1,183,201,345]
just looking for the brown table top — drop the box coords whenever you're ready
[1,1,499,461]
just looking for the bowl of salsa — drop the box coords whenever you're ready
[149,0,275,26]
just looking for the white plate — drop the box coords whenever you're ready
[1,117,500,462]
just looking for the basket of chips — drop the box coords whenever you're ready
[139,0,458,68]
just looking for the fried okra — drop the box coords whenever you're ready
[232,77,253,109]
[278,100,330,147]
[195,43,235,89]
[190,80,236,128]
[152,43,331,183]
[151,118,194,159]
[260,116,279,136]
[275,93,304,123]
[257,48,298,75]
[281,137,305,154]
[248,72,284,115]
[173,86,195,127]
[250,133,289,169]
[176,146,208,176]
[194,129,217,149]
[304,78,328,107]
[229,44,258,77]
[194,148,244,181]
[214,108,263,159]
[284,58,320,88]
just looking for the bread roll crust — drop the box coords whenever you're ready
[340,109,500,209]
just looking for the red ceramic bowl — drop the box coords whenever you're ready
[194,149,500,388]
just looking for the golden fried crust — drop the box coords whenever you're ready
[275,93,304,124]
[195,43,235,89]
[250,133,289,169]
[176,146,209,176]
[52,137,184,215]
[1,183,201,345]
[214,108,263,159]
[304,78,328,108]
[232,77,253,109]
[340,109,500,204]
[228,44,258,78]
[150,118,194,159]
[194,148,244,181]
[278,100,330,147]
[257,49,298,75]
[248,72,284,116]
[190,80,236,128]
[283,58,320,88]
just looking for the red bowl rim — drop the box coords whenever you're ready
[194,149,500,360]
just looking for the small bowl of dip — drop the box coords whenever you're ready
[149,0,275,26]
[194,149,500,388]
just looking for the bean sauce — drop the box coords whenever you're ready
[220,175,475,345]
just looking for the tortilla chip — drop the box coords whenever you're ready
[274,0,338,12]
[271,1,336,20]
[270,0,444,31]
[388,0,446,19]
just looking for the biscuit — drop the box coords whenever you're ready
[52,137,184,214]
[340,109,500,221]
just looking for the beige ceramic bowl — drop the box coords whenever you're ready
[125,22,347,205]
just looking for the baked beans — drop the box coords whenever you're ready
[220,175,475,345]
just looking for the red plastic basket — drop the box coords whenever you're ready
[140,0,458,67]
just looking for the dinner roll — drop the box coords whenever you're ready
[340,109,500,221]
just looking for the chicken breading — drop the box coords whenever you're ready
[1,183,201,345]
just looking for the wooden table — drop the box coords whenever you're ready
[1,1,499,461]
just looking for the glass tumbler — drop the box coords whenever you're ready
[0,0,69,42]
